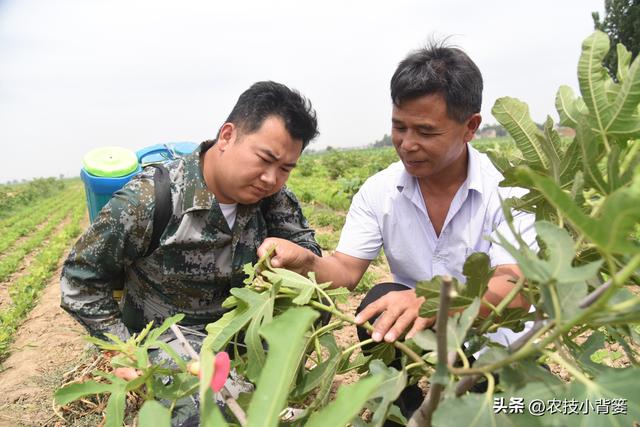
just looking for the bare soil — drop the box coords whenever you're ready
[0,221,87,427]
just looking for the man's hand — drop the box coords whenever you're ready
[355,289,434,342]
[257,237,316,273]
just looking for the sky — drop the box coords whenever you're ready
[0,0,605,183]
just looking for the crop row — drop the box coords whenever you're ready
[0,177,67,219]
[0,186,83,254]
[0,198,85,360]
[0,193,85,282]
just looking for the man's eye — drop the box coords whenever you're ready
[393,126,407,132]
[258,156,270,163]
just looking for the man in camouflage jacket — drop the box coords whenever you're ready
[61,81,321,342]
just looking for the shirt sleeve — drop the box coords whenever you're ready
[335,182,383,260]
[60,172,155,340]
[488,187,539,267]
[261,186,322,257]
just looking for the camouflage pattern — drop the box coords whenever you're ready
[61,142,320,341]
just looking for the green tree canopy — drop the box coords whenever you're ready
[593,0,640,78]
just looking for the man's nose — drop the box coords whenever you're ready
[260,167,277,187]
[398,132,419,152]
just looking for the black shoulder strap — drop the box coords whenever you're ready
[145,164,172,256]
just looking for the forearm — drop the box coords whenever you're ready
[309,254,363,290]
[480,266,530,317]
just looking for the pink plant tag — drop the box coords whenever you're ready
[210,351,231,392]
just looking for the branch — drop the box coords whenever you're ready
[408,275,453,427]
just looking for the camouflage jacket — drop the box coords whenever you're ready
[61,144,320,340]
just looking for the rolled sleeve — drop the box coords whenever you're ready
[261,187,322,257]
[336,185,383,260]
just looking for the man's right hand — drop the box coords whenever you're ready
[355,289,434,342]
[257,237,316,274]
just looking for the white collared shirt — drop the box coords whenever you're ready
[337,145,537,349]
[337,144,537,287]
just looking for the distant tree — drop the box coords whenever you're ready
[593,0,640,78]
[371,134,392,148]
[325,145,334,152]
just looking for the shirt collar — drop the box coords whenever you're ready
[182,143,216,213]
[394,144,485,196]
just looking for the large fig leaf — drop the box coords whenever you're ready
[516,167,640,254]
[493,97,549,169]
[246,307,319,427]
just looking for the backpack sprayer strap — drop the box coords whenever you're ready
[113,164,172,305]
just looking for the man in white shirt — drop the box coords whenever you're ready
[258,47,534,422]
[259,44,533,342]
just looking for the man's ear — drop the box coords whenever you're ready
[463,113,482,143]
[217,123,236,152]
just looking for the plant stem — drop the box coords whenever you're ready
[478,276,526,334]
[450,254,640,376]
[408,275,453,427]
[342,338,374,357]
[306,299,427,368]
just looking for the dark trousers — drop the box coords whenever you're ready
[356,283,503,425]
[355,283,424,424]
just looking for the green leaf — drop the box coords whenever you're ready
[246,307,319,427]
[138,400,171,427]
[516,167,640,254]
[578,31,613,136]
[556,85,583,128]
[200,388,229,427]
[262,268,316,305]
[305,375,384,427]
[411,328,438,352]
[432,392,516,427]
[294,334,341,397]
[206,287,267,351]
[104,384,127,427]
[541,117,563,181]
[54,380,115,406]
[243,290,273,383]
[493,97,548,169]
[154,373,199,400]
[462,252,494,298]
[447,298,481,353]
[500,358,564,394]
[616,43,632,83]
[145,313,184,343]
[417,254,493,318]
[514,368,640,426]
[367,360,407,427]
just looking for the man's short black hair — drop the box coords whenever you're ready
[390,42,483,123]
[206,81,318,151]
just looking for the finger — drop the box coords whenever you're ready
[405,316,435,340]
[354,298,388,325]
[383,311,418,342]
[371,309,401,342]
[257,238,277,257]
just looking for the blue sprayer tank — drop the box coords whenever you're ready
[80,142,198,223]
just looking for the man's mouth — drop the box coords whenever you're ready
[405,159,427,166]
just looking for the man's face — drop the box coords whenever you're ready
[391,93,480,180]
[212,115,302,204]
